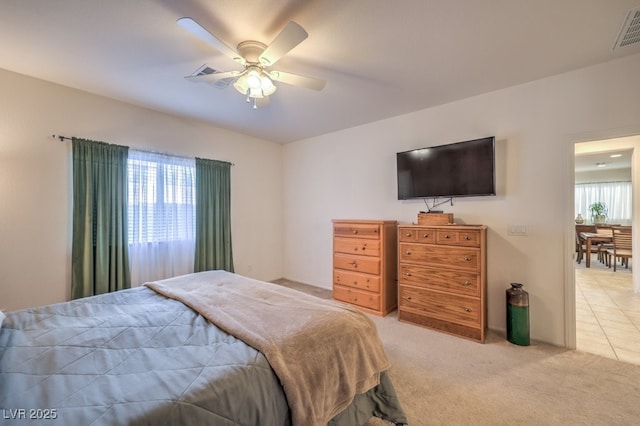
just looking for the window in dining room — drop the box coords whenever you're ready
[575,181,632,225]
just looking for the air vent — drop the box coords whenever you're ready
[191,65,233,89]
[613,7,640,50]
[195,65,215,76]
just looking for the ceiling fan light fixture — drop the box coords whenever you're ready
[246,69,262,89]
[233,67,276,102]
[261,75,276,96]
[179,19,326,110]
[249,87,265,98]
[233,74,249,95]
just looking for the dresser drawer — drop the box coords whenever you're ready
[333,285,380,311]
[334,223,381,239]
[334,270,381,293]
[436,229,481,247]
[399,243,480,271]
[399,264,480,297]
[399,285,480,325]
[333,253,380,275]
[399,227,437,243]
[398,228,417,242]
[334,237,381,257]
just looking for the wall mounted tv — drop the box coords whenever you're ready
[396,136,496,200]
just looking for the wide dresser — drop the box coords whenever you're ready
[397,224,487,342]
[332,219,398,316]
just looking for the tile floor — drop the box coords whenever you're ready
[575,253,640,365]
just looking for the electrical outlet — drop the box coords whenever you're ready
[508,225,528,236]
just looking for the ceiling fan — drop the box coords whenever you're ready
[177,17,326,108]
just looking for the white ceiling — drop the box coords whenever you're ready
[575,149,633,173]
[1,0,639,144]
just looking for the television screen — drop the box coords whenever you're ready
[397,136,496,199]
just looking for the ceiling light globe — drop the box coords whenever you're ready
[247,70,262,90]
[261,76,276,96]
[233,74,249,95]
[249,87,264,98]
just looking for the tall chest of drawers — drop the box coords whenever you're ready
[332,219,398,316]
[398,224,487,342]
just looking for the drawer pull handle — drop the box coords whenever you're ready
[352,230,358,234]
[404,296,412,301]
[350,262,357,267]
[464,257,471,261]
[464,235,471,240]
[406,251,411,255]
[464,307,472,312]
[405,272,412,276]
[463,281,471,286]
[423,233,429,238]
[444,234,451,239]
[405,233,412,237]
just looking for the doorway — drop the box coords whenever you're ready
[573,137,640,365]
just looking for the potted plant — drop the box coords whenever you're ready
[589,201,607,224]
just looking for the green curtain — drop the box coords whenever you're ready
[194,158,234,272]
[71,138,130,299]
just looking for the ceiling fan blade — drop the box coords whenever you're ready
[185,70,244,83]
[177,17,245,64]
[269,70,326,91]
[259,21,308,66]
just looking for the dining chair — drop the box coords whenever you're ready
[595,226,614,264]
[575,224,597,264]
[605,226,632,271]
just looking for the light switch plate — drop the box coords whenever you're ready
[508,225,528,236]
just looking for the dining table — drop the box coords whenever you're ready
[579,230,613,268]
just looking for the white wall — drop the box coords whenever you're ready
[575,168,631,184]
[0,68,284,311]
[282,52,640,347]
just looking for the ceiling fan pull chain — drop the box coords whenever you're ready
[253,97,258,109]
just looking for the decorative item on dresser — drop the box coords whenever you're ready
[417,212,454,225]
[332,219,398,316]
[397,224,488,342]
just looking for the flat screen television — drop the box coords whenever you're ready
[396,136,496,199]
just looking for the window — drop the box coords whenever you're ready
[127,150,196,285]
[575,181,632,225]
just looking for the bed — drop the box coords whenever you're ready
[0,270,406,425]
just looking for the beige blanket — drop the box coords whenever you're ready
[145,270,390,426]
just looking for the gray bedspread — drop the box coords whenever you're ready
[146,271,395,426]
[0,286,289,425]
[0,280,406,425]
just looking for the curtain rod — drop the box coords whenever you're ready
[52,134,234,165]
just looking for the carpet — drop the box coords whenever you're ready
[273,279,640,425]
[369,311,640,425]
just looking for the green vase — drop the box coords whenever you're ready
[506,283,530,346]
